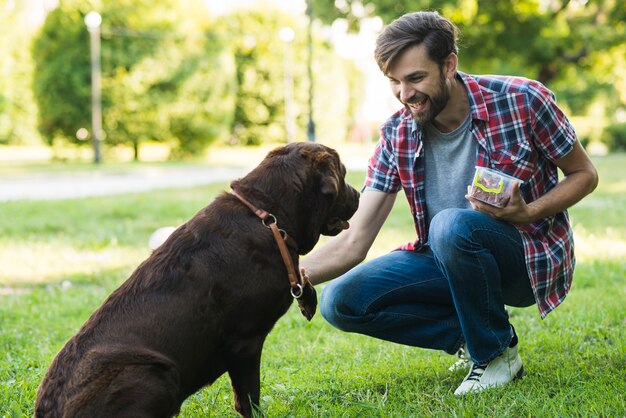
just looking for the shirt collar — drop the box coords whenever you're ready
[457,71,489,122]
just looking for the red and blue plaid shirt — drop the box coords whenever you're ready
[365,72,577,318]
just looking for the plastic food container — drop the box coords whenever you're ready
[468,166,522,208]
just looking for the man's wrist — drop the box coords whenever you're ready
[524,201,543,224]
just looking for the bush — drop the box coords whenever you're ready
[602,122,626,152]
[32,0,235,159]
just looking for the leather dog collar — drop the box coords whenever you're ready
[230,189,307,299]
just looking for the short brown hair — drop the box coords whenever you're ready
[374,11,459,74]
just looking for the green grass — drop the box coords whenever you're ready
[1,154,625,417]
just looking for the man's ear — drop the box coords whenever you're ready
[445,53,458,79]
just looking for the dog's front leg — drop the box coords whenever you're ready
[227,347,263,418]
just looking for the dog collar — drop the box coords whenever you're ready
[230,189,307,299]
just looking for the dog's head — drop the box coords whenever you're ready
[233,142,359,255]
[274,142,359,254]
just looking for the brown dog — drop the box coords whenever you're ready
[34,142,359,418]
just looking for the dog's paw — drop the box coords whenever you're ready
[297,281,317,321]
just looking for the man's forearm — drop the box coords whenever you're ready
[301,189,398,286]
[301,234,366,285]
[525,169,598,222]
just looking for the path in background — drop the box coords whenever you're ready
[0,143,370,201]
[0,166,249,201]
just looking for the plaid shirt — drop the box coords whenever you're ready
[365,72,577,318]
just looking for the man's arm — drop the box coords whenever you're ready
[301,189,398,285]
[467,140,599,223]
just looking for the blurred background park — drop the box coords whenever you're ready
[1,0,626,164]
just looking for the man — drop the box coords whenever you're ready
[300,11,598,395]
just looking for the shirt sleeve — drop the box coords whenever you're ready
[527,81,577,162]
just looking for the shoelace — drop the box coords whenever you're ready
[466,363,488,382]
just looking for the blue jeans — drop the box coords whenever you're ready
[320,208,535,364]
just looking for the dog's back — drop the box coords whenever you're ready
[34,198,288,416]
[33,219,225,417]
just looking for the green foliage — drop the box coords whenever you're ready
[314,0,626,149]
[602,122,626,152]
[32,5,91,146]
[31,0,236,158]
[29,3,360,155]
[225,11,296,146]
[19,0,626,155]
[222,11,360,146]
[100,0,237,158]
[316,0,626,86]
[165,45,237,158]
[0,3,40,145]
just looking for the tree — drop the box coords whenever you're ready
[32,0,236,159]
[225,11,294,146]
[0,1,40,145]
[313,0,626,149]
[32,4,91,147]
[224,10,362,146]
[315,0,624,83]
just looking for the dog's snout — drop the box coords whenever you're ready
[335,184,359,223]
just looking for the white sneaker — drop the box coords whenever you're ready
[454,344,524,395]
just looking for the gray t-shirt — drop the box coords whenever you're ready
[423,114,476,225]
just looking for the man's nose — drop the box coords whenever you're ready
[399,83,415,103]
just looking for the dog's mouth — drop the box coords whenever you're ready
[320,183,359,236]
[322,218,350,236]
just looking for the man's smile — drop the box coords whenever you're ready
[406,96,428,113]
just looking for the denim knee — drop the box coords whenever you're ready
[320,280,354,331]
[319,280,342,328]
[429,208,475,252]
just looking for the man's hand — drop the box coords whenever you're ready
[466,141,598,225]
[466,182,534,224]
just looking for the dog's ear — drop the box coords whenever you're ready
[316,152,340,196]
[298,145,341,195]
[320,170,339,195]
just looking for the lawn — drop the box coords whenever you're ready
[1,153,625,417]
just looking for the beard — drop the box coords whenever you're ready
[406,70,449,125]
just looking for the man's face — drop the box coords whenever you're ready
[386,43,450,125]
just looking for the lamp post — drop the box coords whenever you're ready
[279,27,295,143]
[84,11,103,164]
[306,0,315,142]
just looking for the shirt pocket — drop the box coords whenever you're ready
[489,142,535,182]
